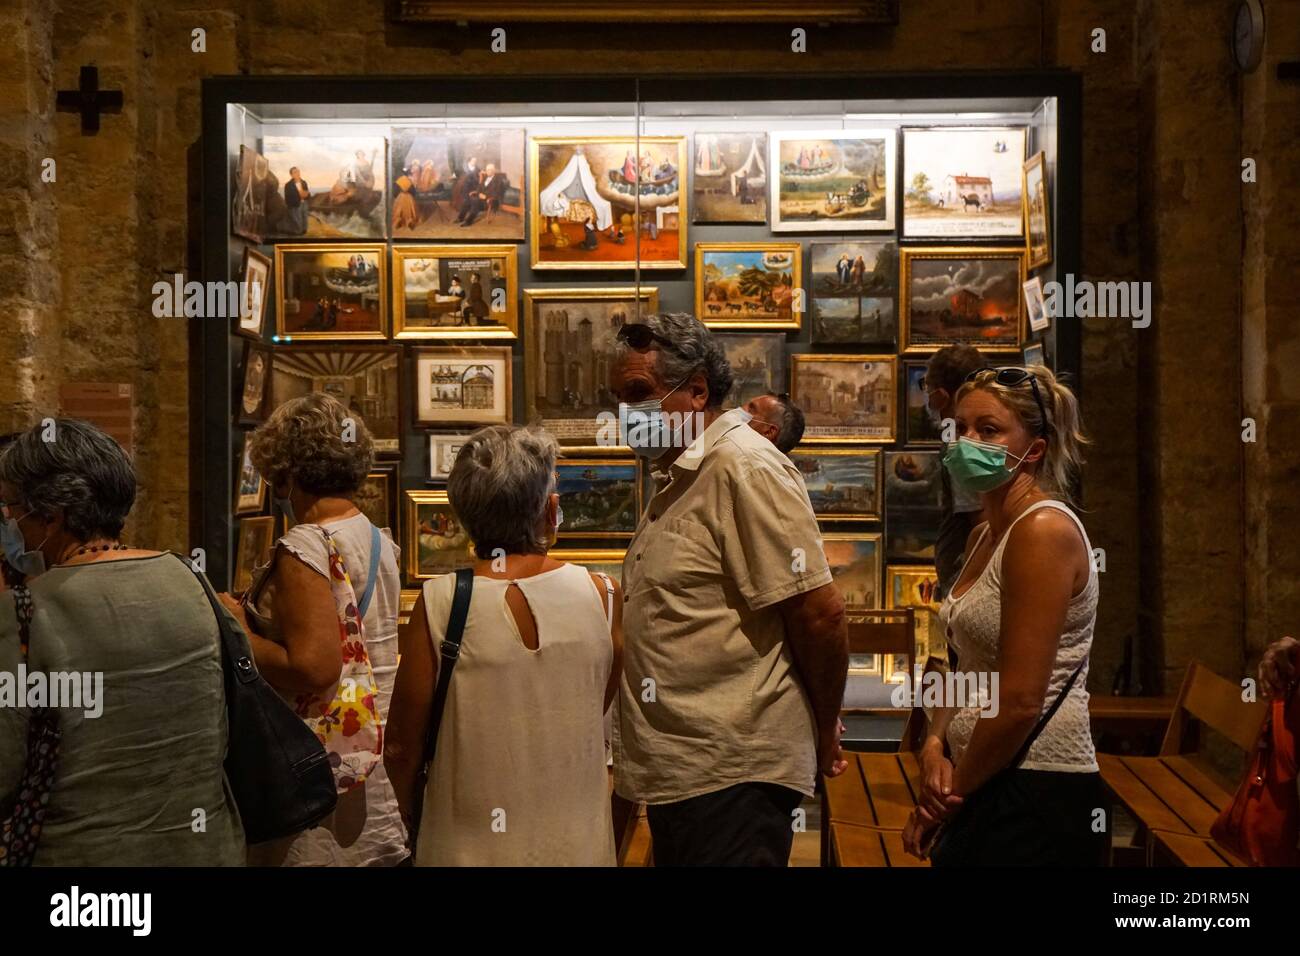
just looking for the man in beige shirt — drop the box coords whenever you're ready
[609,312,849,866]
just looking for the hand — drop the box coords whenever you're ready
[902,808,942,860]
[216,591,252,631]
[818,718,849,778]
[1260,636,1298,698]
[918,738,965,821]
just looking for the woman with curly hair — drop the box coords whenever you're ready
[223,392,406,866]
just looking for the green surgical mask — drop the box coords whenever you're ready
[943,437,1030,494]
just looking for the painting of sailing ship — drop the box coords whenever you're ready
[556,459,641,539]
[530,136,688,269]
[902,127,1027,239]
[692,132,767,223]
[274,244,387,340]
[810,240,898,344]
[262,135,387,239]
[389,127,525,240]
[789,449,881,521]
[900,248,1025,352]
[770,129,896,232]
[695,243,801,329]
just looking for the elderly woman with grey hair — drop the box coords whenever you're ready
[0,418,243,865]
[224,392,406,866]
[385,424,623,866]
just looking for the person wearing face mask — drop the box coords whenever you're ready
[228,392,406,867]
[609,312,849,867]
[0,419,243,865]
[743,391,805,457]
[902,364,1103,866]
[384,425,623,865]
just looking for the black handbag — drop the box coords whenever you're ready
[407,567,474,854]
[181,554,338,844]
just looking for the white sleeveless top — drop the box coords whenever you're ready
[937,499,1099,773]
[416,562,616,866]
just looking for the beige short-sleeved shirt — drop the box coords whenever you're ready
[613,408,832,804]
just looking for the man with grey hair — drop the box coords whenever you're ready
[744,391,805,456]
[609,312,849,866]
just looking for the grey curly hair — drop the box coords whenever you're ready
[611,311,734,409]
[447,425,559,557]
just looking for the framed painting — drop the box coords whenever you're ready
[429,432,473,481]
[1023,150,1052,269]
[883,450,945,562]
[555,457,641,540]
[403,489,475,581]
[695,242,801,330]
[790,354,897,444]
[269,345,402,456]
[1022,341,1045,367]
[883,564,942,683]
[530,136,688,270]
[769,129,896,232]
[389,127,525,240]
[1023,275,1048,333]
[231,144,275,243]
[899,247,1026,353]
[234,437,267,516]
[550,548,626,582]
[274,244,387,341]
[393,245,518,340]
[523,287,658,446]
[413,346,512,429]
[824,532,884,673]
[809,240,897,346]
[261,134,387,239]
[692,132,768,224]
[236,247,272,340]
[902,359,944,446]
[788,448,881,522]
[713,332,785,410]
[355,465,398,532]
[236,341,273,426]
[902,126,1027,239]
[233,516,275,594]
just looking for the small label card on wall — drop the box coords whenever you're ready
[59,383,133,454]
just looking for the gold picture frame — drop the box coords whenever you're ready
[823,531,884,678]
[898,247,1026,354]
[273,243,388,341]
[549,548,627,581]
[790,353,897,444]
[694,241,803,330]
[403,489,475,582]
[883,564,942,684]
[555,456,641,540]
[529,136,688,271]
[234,437,267,516]
[233,516,275,594]
[392,244,519,340]
[1023,151,1052,270]
[412,346,513,428]
[788,447,881,521]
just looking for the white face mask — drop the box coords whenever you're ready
[1,512,48,578]
[620,376,692,460]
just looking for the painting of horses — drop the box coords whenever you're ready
[389,127,525,240]
[902,127,1026,239]
[769,129,896,232]
[695,243,801,330]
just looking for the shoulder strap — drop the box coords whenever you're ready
[357,523,382,619]
[422,568,474,770]
[592,571,615,632]
[174,553,261,689]
[1009,660,1085,769]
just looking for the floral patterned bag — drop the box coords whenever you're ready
[291,527,384,793]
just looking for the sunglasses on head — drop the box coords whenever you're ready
[964,366,1049,437]
[616,323,686,356]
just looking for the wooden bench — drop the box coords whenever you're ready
[829,821,930,867]
[821,750,923,865]
[1151,829,1245,868]
[1099,661,1265,866]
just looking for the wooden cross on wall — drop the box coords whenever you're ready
[56,66,123,134]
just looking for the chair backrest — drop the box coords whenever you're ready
[844,607,914,657]
[1160,660,1268,755]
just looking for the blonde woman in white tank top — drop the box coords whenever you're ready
[384,426,623,866]
[903,365,1105,866]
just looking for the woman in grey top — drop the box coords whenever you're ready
[0,419,243,865]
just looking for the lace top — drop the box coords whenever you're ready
[937,499,1099,773]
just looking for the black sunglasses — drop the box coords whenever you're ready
[616,323,686,356]
[964,366,1049,437]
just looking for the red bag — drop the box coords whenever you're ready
[1211,688,1299,866]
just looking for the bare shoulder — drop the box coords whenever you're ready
[1009,505,1086,556]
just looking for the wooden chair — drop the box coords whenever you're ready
[843,607,915,691]
[1099,661,1267,866]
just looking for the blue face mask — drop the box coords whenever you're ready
[620,376,692,460]
[1,512,48,578]
[942,437,1030,494]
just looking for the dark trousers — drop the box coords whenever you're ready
[646,782,804,866]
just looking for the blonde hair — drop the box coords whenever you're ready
[956,364,1088,503]
[248,392,375,496]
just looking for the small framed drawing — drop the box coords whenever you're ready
[403,489,475,582]
[790,354,897,444]
[236,341,274,426]
[694,242,802,330]
[883,564,942,684]
[556,457,641,540]
[429,433,473,480]
[550,548,626,581]
[901,126,1027,239]
[1023,151,1052,269]
[788,448,881,522]
[1022,341,1045,367]
[234,437,267,516]
[769,129,897,232]
[392,244,519,340]
[902,360,944,446]
[1023,276,1048,333]
[237,247,272,340]
[900,247,1026,353]
[823,532,883,674]
[233,516,275,594]
[274,243,388,341]
[413,346,512,428]
[355,465,398,532]
[883,450,945,562]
